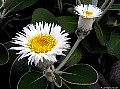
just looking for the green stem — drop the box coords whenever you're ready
[96,0,115,22]
[56,38,82,70]
[76,0,81,5]
[101,0,109,10]
[57,0,63,13]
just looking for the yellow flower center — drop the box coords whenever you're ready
[27,34,56,53]
[84,10,93,17]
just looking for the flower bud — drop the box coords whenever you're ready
[75,4,102,32]
[78,16,94,31]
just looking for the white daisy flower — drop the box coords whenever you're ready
[74,4,102,18]
[10,22,70,66]
[74,4,102,31]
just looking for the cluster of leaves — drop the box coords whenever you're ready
[0,0,120,89]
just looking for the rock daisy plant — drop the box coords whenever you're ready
[10,4,102,89]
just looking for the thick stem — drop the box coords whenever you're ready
[45,67,54,82]
[56,38,82,70]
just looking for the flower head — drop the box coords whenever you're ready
[74,4,102,18]
[10,22,70,65]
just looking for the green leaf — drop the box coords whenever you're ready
[94,22,110,46]
[62,81,90,89]
[67,7,74,14]
[53,73,62,88]
[17,71,47,89]
[9,56,29,89]
[0,43,9,65]
[62,64,98,85]
[4,0,38,12]
[4,41,18,63]
[107,31,120,55]
[57,16,77,33]
[82,35,102,53]
[4,41,25,67]
[65,47,82,66]
[32,8,57,24]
